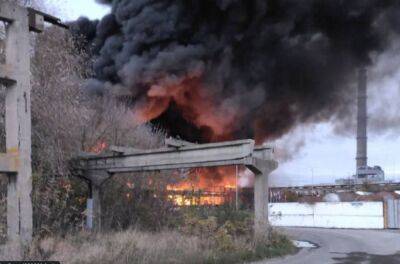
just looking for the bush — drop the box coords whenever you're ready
[100,171,181,231]
[179,205,253,237]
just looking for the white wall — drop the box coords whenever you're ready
[269,202,384,229]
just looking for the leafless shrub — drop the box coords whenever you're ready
[29,26,169,235]
[101,170,179,231]
[0,24,167,237]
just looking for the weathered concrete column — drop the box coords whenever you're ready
[86,182,102,231]
[247,159,278,241]
[84,170,110,231]
[3,4,33,244]
[86,191,93,230]
[254,170,269,240]
[92,185,102,231]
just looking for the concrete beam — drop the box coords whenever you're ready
[0,153,18,173]
[253,146,274,164]
[77,139,258,173]
[109,145,145,155]
[0,64,17,85]
[0,2,16,22]
[27,7,69,29]
[78,139,278,240]
[165,137,196,148]
[28,11,44,33]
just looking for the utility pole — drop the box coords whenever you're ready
[0,1,67,245]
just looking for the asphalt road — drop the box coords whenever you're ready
[258,228,400,264]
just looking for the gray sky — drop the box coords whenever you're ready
[64,0,400,187]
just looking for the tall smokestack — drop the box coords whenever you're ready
[356,68,367,170]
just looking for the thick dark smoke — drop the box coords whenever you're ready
[72,0,400,143]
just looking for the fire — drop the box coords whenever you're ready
[88,141,108,154]
[133,76,239,142]
[167,193,226,206]
[167,167,239,206]
[130,75,257,206]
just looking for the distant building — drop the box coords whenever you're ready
[355,166,385,182]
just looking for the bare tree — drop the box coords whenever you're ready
[0,24,166,237]
[28,27,168,235]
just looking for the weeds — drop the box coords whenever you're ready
[0,229,295,264]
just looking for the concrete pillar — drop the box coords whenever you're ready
[92,185,102,231]
[248,159,278,242]
[86,182,94,230]
[84,170,110,231]
[254,170,269,240]
[4,4,33,244]
[86,182,102,231]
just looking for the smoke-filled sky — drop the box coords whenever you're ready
[66,0,400,186]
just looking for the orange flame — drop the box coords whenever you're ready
[130,75,255,206]
[133,77,238,142]
[167,167,238,206]
[89,141,108,154]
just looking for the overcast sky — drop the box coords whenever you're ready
[61,0,110,20]
[64,0,400,187]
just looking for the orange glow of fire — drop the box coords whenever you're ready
[133,77,239,142]
[126,181,135,189]
[89,141,108,154]
[167,194,226,206]
[167,167,238,206]
[129,75,255,206]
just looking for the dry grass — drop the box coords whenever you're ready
[32,231,205,264]
[0,229,295,264]
[1,230,212,264]
[0,241,24,261]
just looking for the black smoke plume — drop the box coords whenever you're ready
[72,0,400,143]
